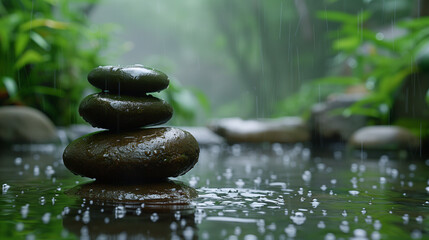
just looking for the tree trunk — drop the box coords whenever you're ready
[419,0,429,17]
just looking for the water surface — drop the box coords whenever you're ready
[0,142,428,239]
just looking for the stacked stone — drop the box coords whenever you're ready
[63,64,199,182]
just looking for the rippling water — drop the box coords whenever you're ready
[0,142,428,239]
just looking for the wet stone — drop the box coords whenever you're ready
[67,180,197,210]
[310,93,368,141]
[79,92,173,130]
[349,126,420,150]
[63,127,200,182]
[209,117,309,143]
[88,64,169,94]
[0,106,58,143]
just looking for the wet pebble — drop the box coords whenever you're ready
[88,64,169,94]
[79,93,172,130]
[63,127,199,181]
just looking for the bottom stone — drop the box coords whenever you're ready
[63,127,199,182]
[67,180,197,210]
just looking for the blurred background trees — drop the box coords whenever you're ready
[1,0,427,126]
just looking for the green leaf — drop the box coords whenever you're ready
[379,67,415,95]
[0,13,22,51]
[1,76,18,98]
[15,32,30,56]
[316,10,370,25]
[20,18,68,31]
[346,93,389,118]
[30,31,50,51]
[190,88,210,113]
[14,49,46,69]
[31,86,65,97]
[343,107,380,118]
[317,11,357,24]
[398,17,429,30]
[313,76,362,85]
[333,37,360,51]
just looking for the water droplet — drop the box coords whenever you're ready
[114,205,126,219]
[15,222,24,232]
[235,179,245,188]
[174,211,181,220]
[14,157,22,166]
[349,190,359,196]
[82,210,90,224]
[325,233,336,240]
[189,177,198,187]
[150,212,159,222]
[290,212,306,225]
[284,224,296,238]
[353,229,366,238]
[371,231,381,240]
[33,166,40,176]
[402,214,409,224]
[311,199,320,208]
[373,220,382,230]
[302,170,311,182]
[416,215,423,224]
[21,204,29,218]
[42,213,51,224]
[170,222,178,231]
[411,230,422,239]
[39,197,46,205]
[2,184,10,194]
[183,226,194,240]
[339,221,349,233]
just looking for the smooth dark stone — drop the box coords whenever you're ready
[67,180,197,210]
[79,93,173,130]
[88,64,169,94]
[63,127,200,182]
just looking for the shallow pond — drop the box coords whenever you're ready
[0,141,428,239]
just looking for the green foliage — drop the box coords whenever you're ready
[319,10,429,123]
[276,6,429,129]
[274,76,360,118]
[153,79,210,126]
[0,0,113,126]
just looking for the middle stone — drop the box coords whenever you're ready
[79,92,173,130]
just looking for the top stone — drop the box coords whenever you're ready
[88,64,169,94]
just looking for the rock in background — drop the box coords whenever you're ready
[209,117,309,143]
[0,106,58,144]
[349,126,420,151]
[310,93,368,143]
